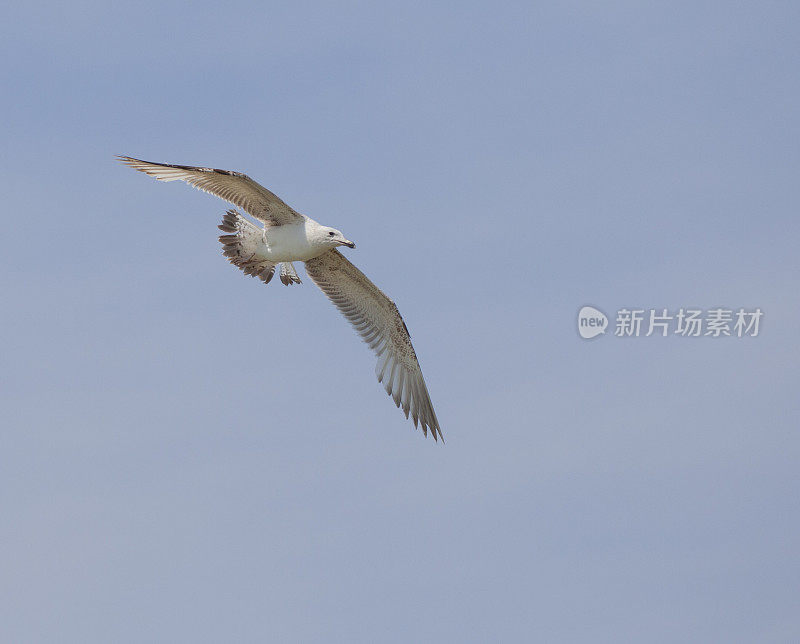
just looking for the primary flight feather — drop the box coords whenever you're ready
[119,156,442,441]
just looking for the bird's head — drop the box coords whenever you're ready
[320,226,355,249]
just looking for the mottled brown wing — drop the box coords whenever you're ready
[304,250,442,440]
[119,156,305,227]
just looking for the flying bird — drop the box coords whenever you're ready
[119,156,442,441]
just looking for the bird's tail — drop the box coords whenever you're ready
[217,209,277,285]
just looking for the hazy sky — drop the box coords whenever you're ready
[1,1,798,642]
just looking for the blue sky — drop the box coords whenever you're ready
[1,1,798,642]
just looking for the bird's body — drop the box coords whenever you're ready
[119,156,442,441]
[260,219,351,263]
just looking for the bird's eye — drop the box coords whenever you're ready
[328,231,335,236]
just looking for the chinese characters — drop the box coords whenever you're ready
[613,308,762,337]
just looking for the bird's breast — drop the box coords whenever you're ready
[263,224,326,262]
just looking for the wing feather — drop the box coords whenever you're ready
[118,156,305,227]
[304,250,442,441]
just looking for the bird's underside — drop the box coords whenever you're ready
[120,156,442,441]
[218,209,301,285]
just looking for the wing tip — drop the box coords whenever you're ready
[116,155,159,175]
[424,422,444,443]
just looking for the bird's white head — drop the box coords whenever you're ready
[318,226,355,249]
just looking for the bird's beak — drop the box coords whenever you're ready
[340,239,356,249]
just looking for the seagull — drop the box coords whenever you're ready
[119,156,442,441]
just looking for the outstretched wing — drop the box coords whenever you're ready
[304,250,442,441]
[119,156,305,227]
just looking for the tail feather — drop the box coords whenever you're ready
[217,209,277,286]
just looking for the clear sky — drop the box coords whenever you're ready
[1,1,798,642]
